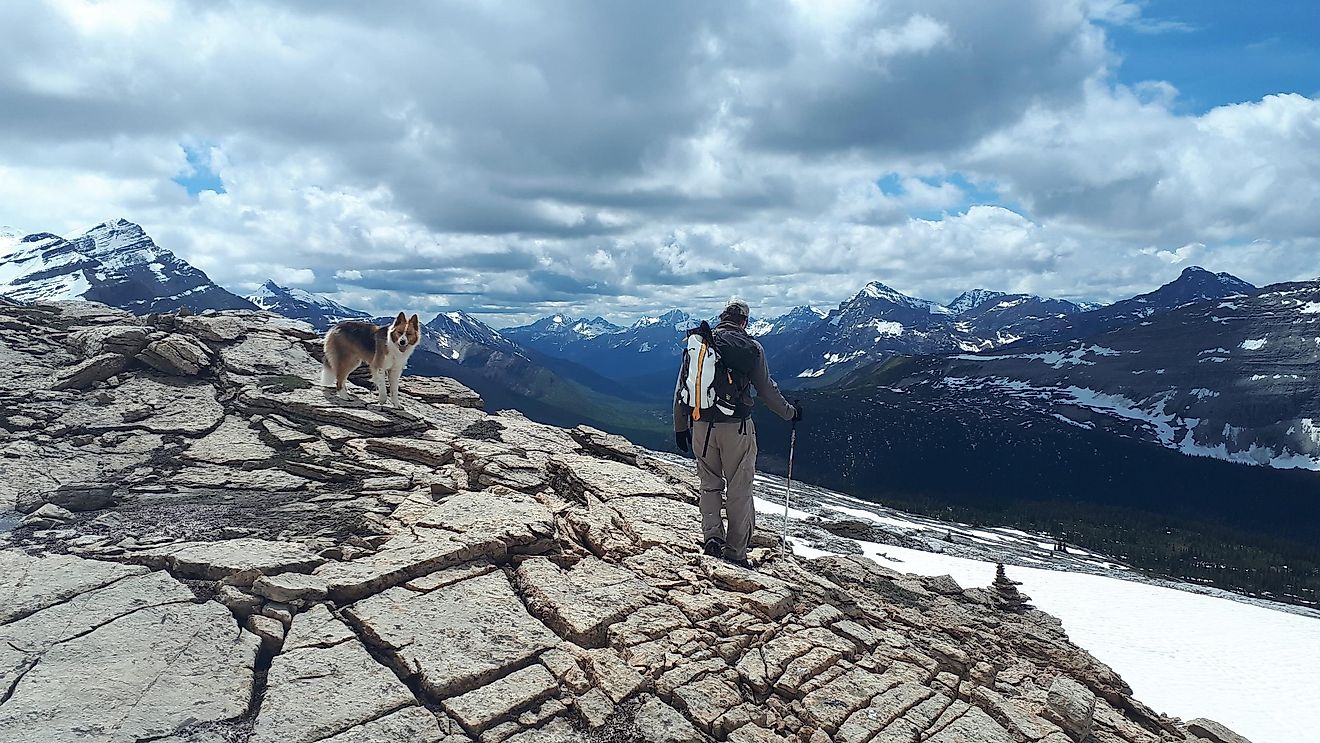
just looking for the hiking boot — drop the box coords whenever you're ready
[722,552,752,569]
[702,537,726,558]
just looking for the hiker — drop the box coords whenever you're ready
[674,299,802,567]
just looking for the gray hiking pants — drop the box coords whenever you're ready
[693,418,757,560]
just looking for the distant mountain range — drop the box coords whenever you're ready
[840,275,1320,470]
[507,268,1254,391]
[7,218,1316,477]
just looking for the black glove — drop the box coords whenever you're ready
[675,429,692,453]
[791,400,804,422]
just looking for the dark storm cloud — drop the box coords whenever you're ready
[736,2,1106,156]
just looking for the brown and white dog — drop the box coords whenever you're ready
[321,312,420,407]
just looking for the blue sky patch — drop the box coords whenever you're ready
[173,143,226,196]
[877,172,1018,221]
[1108,1,1320,113]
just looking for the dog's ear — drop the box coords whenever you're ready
[395,311,407,326]
[408,314,420,328]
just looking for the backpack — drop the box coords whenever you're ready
[677,321,761,422]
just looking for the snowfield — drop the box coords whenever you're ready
[667,456,1320,743]
[794,540,1319,743]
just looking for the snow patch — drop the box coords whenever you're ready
[822,350,867,366]
[858,319,903,337]
[953,345,1120,369]
[791,539,1320,743]
[1240,338,1267,350]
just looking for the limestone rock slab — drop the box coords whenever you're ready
[442,663,559,734]
[251,632,417,743]
[51,352,132,390]
[219,329,321,379]
[66,324,151,357]
[608,496,703,551]
[0,570,192,691]
[1044,676,1097,740]
[0,601,259,743]
[1187,719,1253,743]
[319,705,449,743]
[404,376,484,409]
[0,550,148,623]
[132,537,325,586]
[363,436,455,468]
[176,313,251,343]
[549,454,680,502]
[252,571,331,603]
[57,375,224,435]
[346,571,559,697]
[312,535,471,603]
[927,706,1015,743]
[408,488,556,554]
[238,385,428,436]
[182,416,276,464]
[138,334,212,376]
[516,556,658,647]
[283,603,358,653]
[634,695,706,743]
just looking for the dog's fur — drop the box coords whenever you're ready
[321,312,420,407]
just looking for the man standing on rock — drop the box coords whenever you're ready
[674,299,801,568]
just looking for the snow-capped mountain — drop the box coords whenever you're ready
[0,219,254,313]
[501,314,623,356]
[747,305,828,337]
[772,281,990,384]
[771,269,1253,385]
[952,293,1091,346]
[422,310,520,361]
[1019,266,1256,344]
[853,280,956,318]
[505,309,694,382]
[831,277,1320,472]
[947,288,1008,314]
[246,280,370,331]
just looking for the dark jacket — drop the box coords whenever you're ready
[674,320,796,433]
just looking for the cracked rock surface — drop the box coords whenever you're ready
[0,301,1253,743]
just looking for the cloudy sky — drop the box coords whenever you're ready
[2,0,1318,325]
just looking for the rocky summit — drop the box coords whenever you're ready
[0,300,1251,743]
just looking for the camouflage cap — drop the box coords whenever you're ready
[721,299,750,321]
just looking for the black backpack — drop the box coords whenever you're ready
[677,321,761,423]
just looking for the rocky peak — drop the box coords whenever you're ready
[1,221,254,313]
[420,310,520,362]
[247,280,370,332]
[948,288,1008,314]
[0,301,1255,743]
[1145,266,1255,306]
[845,281,952,317]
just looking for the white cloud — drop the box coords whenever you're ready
[0,0,1315,325]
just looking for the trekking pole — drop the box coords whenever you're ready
[780,418,797,555]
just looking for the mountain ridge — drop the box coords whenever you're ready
[0,219,255,314]
[0,298,1265,743]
